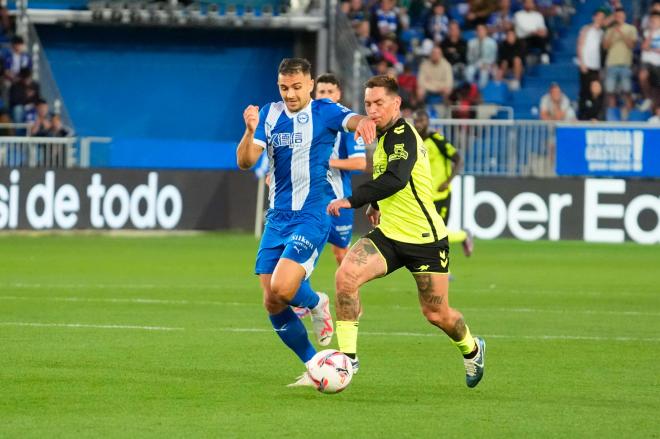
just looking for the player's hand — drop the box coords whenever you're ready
[243,105,259,134]
[355,118,376,145]
[327,198,351,216]
[366,204,380,226]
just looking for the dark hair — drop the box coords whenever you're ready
[316,73,342,90]
[614,6,625,13]
[11,36,24,45]
[365,75,399,95]
[278,58,312,76]
[413,108,429,119]
[651,11,660,17]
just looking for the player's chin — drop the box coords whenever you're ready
[285,101,300,112]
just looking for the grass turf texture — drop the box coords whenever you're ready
[0,234,658,438]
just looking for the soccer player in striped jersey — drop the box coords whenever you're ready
[327,75,485,388]
[293,73,367,320]
[236,58,375,385]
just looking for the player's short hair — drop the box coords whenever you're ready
[413,109,429,120]
[316,73,342,90]
[278,58,312,76]
[365,75,399,95]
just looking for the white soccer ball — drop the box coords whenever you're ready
[307,349,354,394]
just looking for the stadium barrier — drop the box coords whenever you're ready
[430,118,556,178]
[0,136,78,168]
[0,168,657,244]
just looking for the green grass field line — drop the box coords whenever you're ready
[0,234,658,438]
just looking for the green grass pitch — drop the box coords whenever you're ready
[1,234,658,438]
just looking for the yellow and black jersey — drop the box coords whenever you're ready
[424,132,458,201]
[347,118,447,244]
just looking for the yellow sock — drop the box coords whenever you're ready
[452,325,477,355]
[337,320,359,355]
[448,230,467,244]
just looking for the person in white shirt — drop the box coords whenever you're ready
[576,9,605,99]
[514,0,550,64]
[639,11,660,110]
[465,24,498,88]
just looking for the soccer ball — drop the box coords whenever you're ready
[307,349,354,394]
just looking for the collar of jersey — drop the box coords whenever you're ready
[283,99,313,119]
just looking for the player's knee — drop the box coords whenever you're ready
[422,308,453,329]
[269,281,295,305]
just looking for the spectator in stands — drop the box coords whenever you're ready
[640,1,660,31]
[49,114,72,137]
[0,5,11,38]
[9,67,40,123]
[417,44,454,103]
[540,82,576,121]
[648,104,660,123]
[441,20,468,82]
[356,20,380,64]
[370,0,404,42]
[398,63,420,108]
[496,29,524,90]
[514,0,551,64]
[576,9,605,100]
[342,0,370,29]
[451,82,481,118]
[3,36,31,83]
[639,11,660,110]
[465,0,498,29]
[578,79,606,121]
[378,35,404,73]
[465,23,498,88]
[29,99,51,137]
[603,7,638,113]
[487,0,514,42]
[425,1,450,44]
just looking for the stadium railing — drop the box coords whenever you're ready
[429,118,557,178]
[0,136,78,167]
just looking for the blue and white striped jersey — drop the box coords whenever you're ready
[328,132,366,200]
[253,99,356,212]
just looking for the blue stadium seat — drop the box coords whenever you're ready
[606,107,622,122]
[627,110,652,122]
[480,81,509,105]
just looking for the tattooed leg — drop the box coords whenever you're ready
[414,273,467,341]
[335,238,386,321]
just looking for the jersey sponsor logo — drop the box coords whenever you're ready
[388,143,409,162]
[271,132,304,148]
[335,103,351,113]
[296,112,309,124]
[393,125,405,134]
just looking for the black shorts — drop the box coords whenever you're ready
[433,194,451,223]
[365,228,450,275]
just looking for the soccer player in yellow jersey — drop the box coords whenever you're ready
[413,109,474,257]
[327,75,485,388]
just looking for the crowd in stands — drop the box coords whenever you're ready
[342,0,660,122]
[0,9,72,137]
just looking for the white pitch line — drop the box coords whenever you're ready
[2,322,658,342]
[2,294,659,317]
[0,322,183,331]
[209,327,660,343]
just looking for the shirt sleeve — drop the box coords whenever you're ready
[253,104,270,149]
[345,134,367,158]
[347,122,417,208]
[430,133,457,159]
[319,99,358,133]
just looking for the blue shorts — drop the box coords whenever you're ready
[605,65,632,94]
[327,208,354,249]
[255,209,331,279]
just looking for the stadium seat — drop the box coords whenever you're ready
[606,107,622,122]
[627,110,652,122]
[480,81,509,106]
